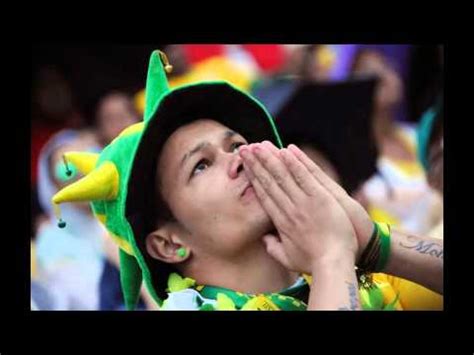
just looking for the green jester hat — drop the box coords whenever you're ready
[51,50,284,310]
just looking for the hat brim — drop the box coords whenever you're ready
[125,82,282,301]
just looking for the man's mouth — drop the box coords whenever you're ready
[240,183,255,199]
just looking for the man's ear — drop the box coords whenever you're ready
[146,226,191,264]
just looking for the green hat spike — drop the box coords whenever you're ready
[143,50,172,122]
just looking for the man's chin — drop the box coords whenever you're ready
[246,208,274,239]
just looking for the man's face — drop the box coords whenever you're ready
[156,119,273,259]
[353,51,402,109]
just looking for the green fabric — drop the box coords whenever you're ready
[197,282,308,311]
[417,95,443,171]
[143,52,170,122]
[417,107,437,171]
[196,277,394,311]
[119,248,143,310]
[375,223,391,272]
[78,50,285,309]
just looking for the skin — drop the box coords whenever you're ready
[96,93,139,146]
[145,119,442,310]
[146,119,298,295]
[240,142,443,299]
[239,141,361,310]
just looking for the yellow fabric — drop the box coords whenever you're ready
[134,90,146,117]
[374,273,443,310]
[389,159,425,178]
[241,295,280,310]
[304,272,440,310]
[134,56,255,115]
[369,207,400,227]
[109,232,134,256]
[300,273,402,309]
[385,126,425,179]
[302,273,313,285]
[64,152,99,175]
[367,201,442,310]
[52,161,120,204]
[31,242,37,280]
[167,272,196,293]
[216,293,237,310]
[94,213,134,256]
[315,45,337,71]
[368,206,442,309]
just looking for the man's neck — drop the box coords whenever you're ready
[184,243,299,295]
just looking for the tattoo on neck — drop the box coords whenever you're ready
[399,235,443,259]
[338,282,360,310]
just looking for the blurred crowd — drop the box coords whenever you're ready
[31,44,443,310]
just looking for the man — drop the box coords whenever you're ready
[52,50,443,310]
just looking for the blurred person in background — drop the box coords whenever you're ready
[350,48,443,237]
[95,91,141,147]
[31,67,84,187]
[260,70,442,310]
[283,135,442,310]
[34,129,105,310]
[92,91,157,310]
[417,96,443,239]
[32,90,152,310]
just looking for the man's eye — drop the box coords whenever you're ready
[191,159,210,177]
[231,142,246,153]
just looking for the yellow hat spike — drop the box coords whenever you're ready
[63,152,99,175]
[52,161,120,205]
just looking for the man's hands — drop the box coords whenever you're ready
[239,141,359,274]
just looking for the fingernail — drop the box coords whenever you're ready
[288,144,299,153]
[239,147,250,158]
[280,148,289,161]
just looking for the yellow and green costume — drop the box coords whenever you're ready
[51,49,437,311]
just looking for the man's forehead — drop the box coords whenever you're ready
[158,119,242,169]
[165,119,238,150]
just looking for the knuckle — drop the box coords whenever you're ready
[259,175,272,190]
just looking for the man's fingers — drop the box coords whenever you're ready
[288,144,350,200]
[279,148,328,198]
[262,234,293,270]
[242,161,289,230]
[252,142,304,203]
[239,145,296,210]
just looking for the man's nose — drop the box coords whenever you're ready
[228,154,244,179]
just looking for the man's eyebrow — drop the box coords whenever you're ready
[180,141,209,168]
[180,130,239,169]
[223,130,237,140]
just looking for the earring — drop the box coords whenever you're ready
[176,248,187,258]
